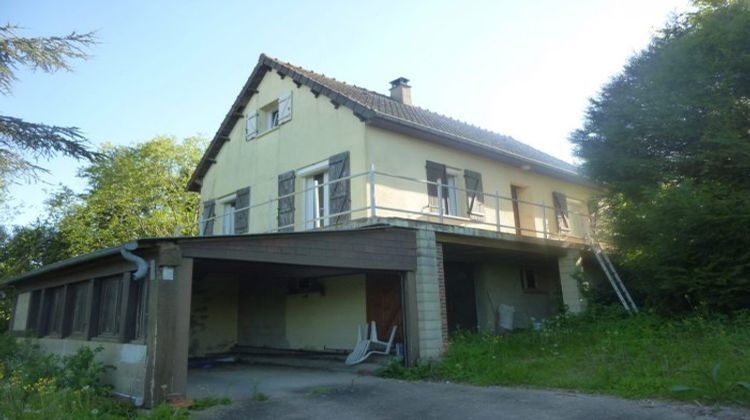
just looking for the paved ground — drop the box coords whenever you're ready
[188,364,750,420]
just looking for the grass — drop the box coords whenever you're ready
[250,384,269,402]
[379,307,750,406]
[191,396,231,411]
[309,386,332,396]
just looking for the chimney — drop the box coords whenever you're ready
[389,77,412,105]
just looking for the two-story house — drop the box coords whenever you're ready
[5,54,598,407]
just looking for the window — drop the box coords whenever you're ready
[68,282,90,336]
[95,276,122,338]
[445,173,459,216]
[130,279,148,341]
[26,290,42,333]
[306,171,329,228]
[299,160,330,229]
[567,199,586,238]
[520,268,537,291]
[43,286,65,336]
[11,292,31,331]
[222,200,236,235]
[247,92,292,140]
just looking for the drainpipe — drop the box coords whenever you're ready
[121,241,148,280]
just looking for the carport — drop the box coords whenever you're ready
[146,227,418,406]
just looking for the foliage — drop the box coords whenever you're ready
[381,308,750,406]
[0,220,70,280]
[569,1,750,313]
[0,24,99,196]
[53,135,205,256]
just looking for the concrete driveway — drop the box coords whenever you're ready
[188,364,749,420]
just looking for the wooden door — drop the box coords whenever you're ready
[366,273,403,342]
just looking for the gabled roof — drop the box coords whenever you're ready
[187,54,585,192]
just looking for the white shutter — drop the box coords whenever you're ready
[245,112,258,140]
[278,92,292,123]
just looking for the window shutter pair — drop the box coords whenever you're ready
[245,113,258,140]
[234,187,251,234]
[328,151,351,224]
[277,171,296,232]
[464,169,485,219]
[201,200,216,235]
[278,92,293,122]
[552,192,570,232]
[425,161,448,211]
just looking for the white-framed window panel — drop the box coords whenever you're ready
[445,174,459,216]
[567,199,586,238]
[298,160,330,230]
[218,194,237,235]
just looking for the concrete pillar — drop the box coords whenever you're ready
[143,257,193,407]
[414,228,446,360]
[558,250,586,313]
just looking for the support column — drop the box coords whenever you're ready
[559,250,586,313]
[414,228,446,360]
[144,257,193,407]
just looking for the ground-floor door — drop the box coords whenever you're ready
[366,273,403,343]
[444,262,477,332]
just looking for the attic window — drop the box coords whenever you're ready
[246,92,293,140]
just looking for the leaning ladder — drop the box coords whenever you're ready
[588,237,639,314]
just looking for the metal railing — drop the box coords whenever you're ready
[181,165,591,243]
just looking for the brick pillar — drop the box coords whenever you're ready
[559,250,586,313]
[414,228,446,360]
[436,242,448,350]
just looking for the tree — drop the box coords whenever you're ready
[0,25,99,196]
[56,136,205,256]
[570,0,750,313]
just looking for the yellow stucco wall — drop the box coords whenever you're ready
[200,72,368,233]
[192,274,367,352]
[189,275,239,356]
[364,126,597,239]
[474,261,561,331]
[285,274,366,351]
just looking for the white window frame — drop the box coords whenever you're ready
[218,194,237,235]
[297,160,330,230]
[566,198,587,238]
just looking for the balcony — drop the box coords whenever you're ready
[189,166,591,244]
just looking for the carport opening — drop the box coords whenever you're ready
[186,258,406,393]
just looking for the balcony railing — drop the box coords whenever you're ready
[182,165,591,243]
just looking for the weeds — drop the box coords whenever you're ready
[379,308,750,406]
[251,384,269,402]
[191,396,231,410]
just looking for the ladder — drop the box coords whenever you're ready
[588,237,639,314]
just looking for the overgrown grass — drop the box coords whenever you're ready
[0,333,189,419]
[380,307,750,406]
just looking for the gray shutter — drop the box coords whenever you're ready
[201,200,215,236]
[277,171,296,232]
[425,161,448,211]
[553,192,570,232]
[464,169,485,219]
[328,151,351,225]
[234,187,251,234]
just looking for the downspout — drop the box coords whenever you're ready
[121,241,148,280]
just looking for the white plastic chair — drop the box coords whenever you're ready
[345,321,398,365]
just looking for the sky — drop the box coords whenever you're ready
[2,0,692,227]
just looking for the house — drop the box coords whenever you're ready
[5,54,599,407]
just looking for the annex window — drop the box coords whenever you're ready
[11,292,31,332]
[95,276,122,338]
[43,286,65,336]
[26,290,42,333]
[68,281,90,337]
[125,278,148,342]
